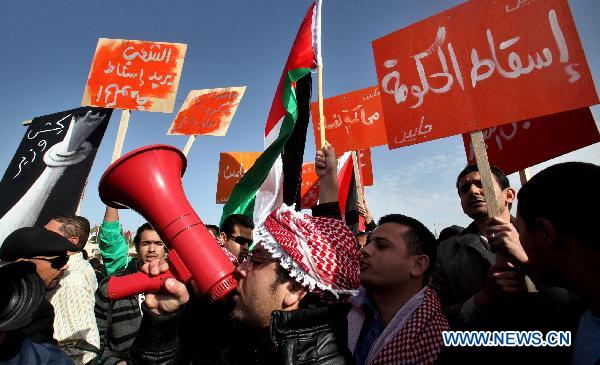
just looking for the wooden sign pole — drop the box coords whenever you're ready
[519,168,531,185]
[470,130,500,218]
[472,130,536,292]
[111,110,131,163]
[351,151,365,206]
[317,64,326,148]
[182,135,196,157]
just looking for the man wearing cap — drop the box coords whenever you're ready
[125,143,360,364]
[0,227,74,364]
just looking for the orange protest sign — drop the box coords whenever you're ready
[372,0,598,150]
[82,38,187,113]
[311,86,387,153]
[168,87,246,136]
[300,163,320,209]
[463,108,599,175]
[216,152,261,204]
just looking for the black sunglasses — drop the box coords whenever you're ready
[32,255,69,269]
[228,235,253,246]
[243,252,279,271]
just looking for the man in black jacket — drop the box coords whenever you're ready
[128,144,361,365]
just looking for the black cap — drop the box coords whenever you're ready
[0,227,73,261]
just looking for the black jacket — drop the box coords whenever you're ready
[129,302,354,365]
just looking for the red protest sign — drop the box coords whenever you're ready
[463,108,599,174]
[372,0,598,150]
[357,148,374,187]
[168,87,246,136]
[216,152,261,204]
[82,38,187,113]
[311,86,387,152]
[300,163,320,209]
[300,149,374,209]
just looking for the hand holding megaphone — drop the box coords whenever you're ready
[136,259,190,315]
[99,145,237,301]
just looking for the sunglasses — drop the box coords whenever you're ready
[227,235,253,246]
[32,255,69,269]
[242,252,279,271]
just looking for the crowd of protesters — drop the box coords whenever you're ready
[0,143,598,365]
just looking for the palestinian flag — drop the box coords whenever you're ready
[220,1,322,227]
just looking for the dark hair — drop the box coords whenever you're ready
[456,164,510,191]
[205,224,220,236]
[437,225,464,243]
[518,162,599,250]
[378,214,437,285]
[221,214,254,236]
[355,231,368,238]
[133,223,155,248]
[51,215,90,251]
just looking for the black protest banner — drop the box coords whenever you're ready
[0,107,111,244]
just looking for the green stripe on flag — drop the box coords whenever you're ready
[220,68,312,227]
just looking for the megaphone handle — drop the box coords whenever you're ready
[107,270,176,300]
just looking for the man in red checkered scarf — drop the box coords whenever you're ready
[348,214,450,365]
[125,143,362,364]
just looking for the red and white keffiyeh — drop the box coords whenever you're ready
[254,204,359,300]
[216,235,239,266]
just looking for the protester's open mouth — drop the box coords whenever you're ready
[359,260,369,271]
[469,199,486,207]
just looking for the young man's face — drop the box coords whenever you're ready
[457,171,513,220]
[136,230,166,265]
[360,222,420,291]
[221,224,253,261]
[231,245,290,330]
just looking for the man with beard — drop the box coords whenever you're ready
[94,222,167,364]
[124,143,361,365]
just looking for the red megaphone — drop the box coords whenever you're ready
[99,144,236,301]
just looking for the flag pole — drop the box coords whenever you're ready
[318,65,326,148]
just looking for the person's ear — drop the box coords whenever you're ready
[282,282,307,309]
[219,232,228,242]
[503,187,516,205]
[535,218,560,248]
[67,236,79,245]
[409,255,429,279]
